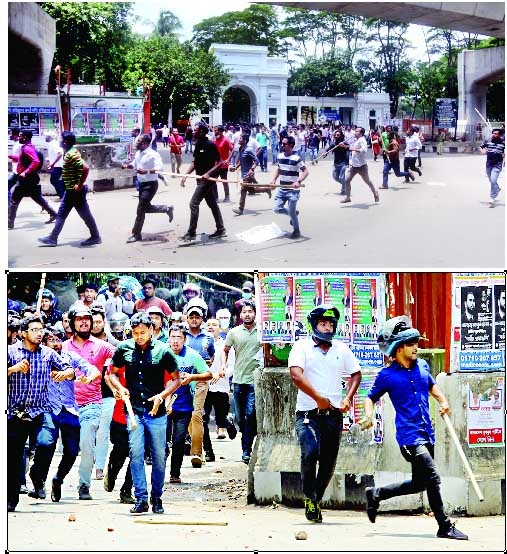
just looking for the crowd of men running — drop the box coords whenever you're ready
[7,275,262,515]
[8,120,504,245]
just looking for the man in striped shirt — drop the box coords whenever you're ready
[39,131,102,247]
[270,135,309,239]
[7,315,75,512]
[480,128,505,205]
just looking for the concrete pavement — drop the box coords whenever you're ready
[6,428,506,552]
[8,150,504,269]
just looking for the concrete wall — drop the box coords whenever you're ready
[250,361,505,516]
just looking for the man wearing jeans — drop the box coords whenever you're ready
[108,313,180,515]
[222,300,262,464]
[289,304,361,523]
[270,135,309,240]
[359,315,468,540]
[480,128,505,206]
[63,303,115,500]
[341,126,380,205]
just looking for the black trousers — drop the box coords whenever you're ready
[187,180,224,235]
[107,420,133,492]
[203,390,230,453]
[8,175,57,225]
[132,180,169,237]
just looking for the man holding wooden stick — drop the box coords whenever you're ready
[179,123,226,242]
[107,312,180,515]
[359,315,468,541]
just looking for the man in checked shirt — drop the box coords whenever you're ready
[7,315,75,512]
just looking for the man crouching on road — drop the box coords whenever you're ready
[289,304,362,523]
[107,312,180,515]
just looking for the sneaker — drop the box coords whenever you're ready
[340,197,351,203]
[78,484,92,500]
[126,234,141,243]
[45,215,57,224]
[304,498,323,523]
[437,522,468,540]
[241,453,251,464]
[152,497,164,514]
[95,469,104,480]
[166,206,174,222]
[209,229,227,239]
[103,472,115,492]
[51,477,62,502]
[119,490,135,504]
[205,451,215,462]
[19,485,29,494]
[80,237,102,247]
[179,233,196,242]
[191,454,203,468]
[232,208,243,215]
[216,429,226,439]
[226,417,237,440]
[130,500,149,514]
[28,485,46,500]
[169,476,182,484]
[289,231,301,239]
[365,487,379,523]
[38,236,57,247]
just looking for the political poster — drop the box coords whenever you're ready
[467,377,504,447]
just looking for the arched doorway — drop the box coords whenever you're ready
[222,87,253,125]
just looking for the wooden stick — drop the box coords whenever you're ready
[240,182,306,188]
[35,273,47,314]
[159,171,305,188]
[123,394,138,430]
[133,520,228,526]
[311,143,341,164]
[443,414,484,501]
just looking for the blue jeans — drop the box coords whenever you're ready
[333,162,347,187]
[486,164,502,199]
[270,144,278,164]
[309,147,318,161]
[167,411,192,478]
[30,409,80,485]
[95,396,115,471]
[128,412,167,502]
[50,167,65,198]
[274,188,301,233]
[382,159,410,187]
[48,186,101,242]
[78,401,102,488]
[375,443,449,528]
[233,384,257,456]
[259,146,268,171]
[295,410,343,502]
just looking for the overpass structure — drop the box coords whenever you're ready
[264,2,505,125]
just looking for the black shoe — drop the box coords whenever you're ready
[38,236,57,247]
[51,477,62,502]
[365,487,379,523]
[45,215,57,224]
[205,451,215,463]
[304,498,323,523]
[226,416,237,440]
[28,482,46,500]
[119,490,135,504]
[417,168,422,176]
[242,452,251,464]
[130,500,149,514]
[103,471,116,492]
[209,229,226,239]
[409,171,415,182]
[232,208,243,215]
[7,501,16,512]
[289,231,301,239]
[179,233,196,242]
[166,206,174,222]
[78,484,92,500]
[81,237,102,247]
[437,522,468,540]
[152,497,164,514]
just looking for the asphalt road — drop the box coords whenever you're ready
[6,428,505,553]
[7,149,505,269]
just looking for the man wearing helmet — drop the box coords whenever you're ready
[289,304,362,523]
[37,289,62,325]
[181,282,202,316]
[360,316,468,541]
[63,303,115,500]
[109,312,130,342]
[147,306,168,343]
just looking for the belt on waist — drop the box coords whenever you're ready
[297,407,341,417]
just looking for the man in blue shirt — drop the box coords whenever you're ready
[359,315,468,541]
[7,316,74,512]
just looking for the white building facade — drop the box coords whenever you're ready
[209,43,391,129]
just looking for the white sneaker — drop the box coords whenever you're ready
[191,454,203,468]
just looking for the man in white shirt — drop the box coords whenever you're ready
[45,133,65,198]
[341,127,380,204]
[403,126,423,181]
[122,134,173,243]
[289,304,362,523]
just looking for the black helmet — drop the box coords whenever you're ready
[68,303,93,332]
[307,304,340,343]
[377,315,421,357]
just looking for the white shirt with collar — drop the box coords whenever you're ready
[133,147,162,183]
[288,337,361,411]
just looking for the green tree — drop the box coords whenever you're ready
[154,10,182,37]
[191,4,282,55]
[121,37,230,125]
[39,2,134,91]
[288,52,363,97]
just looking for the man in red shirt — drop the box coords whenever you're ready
[134,277,172,317]
[169,128,184,176]
[212,125,233,202]
[8,130,58,229]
